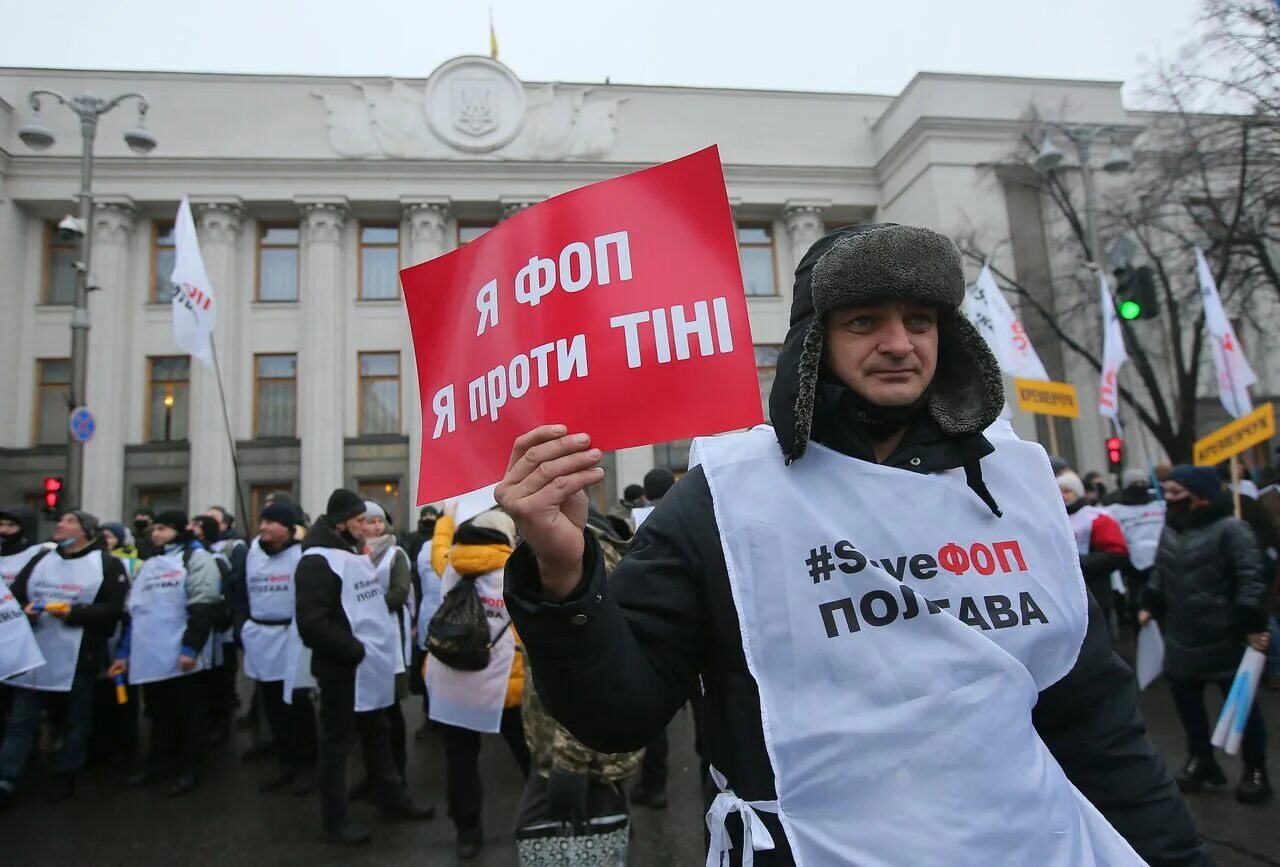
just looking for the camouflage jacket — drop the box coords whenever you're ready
[522,519,643,781]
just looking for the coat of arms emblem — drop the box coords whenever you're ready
[452,76,498,137]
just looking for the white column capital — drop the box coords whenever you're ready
[401,198,451,254]
[192,198,246,245]
[297,197,349,245]
[92,198,138,246]
[499,196,542,221]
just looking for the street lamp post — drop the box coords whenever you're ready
[18,91,157,510]
[163,391,175,442]
[1034,122,1133,266]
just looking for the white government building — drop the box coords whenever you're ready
[1,56,1275,526]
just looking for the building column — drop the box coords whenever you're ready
[401,198,452,507]
[81,199,137,519]
[297,199,349,514]
[187,200,245,515]
[783,201,829,271]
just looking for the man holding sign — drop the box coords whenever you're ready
[499,223,1207,865]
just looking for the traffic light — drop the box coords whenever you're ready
[1114,265,1160,321]
[43,476,63,516]
[1106,437,1124,472]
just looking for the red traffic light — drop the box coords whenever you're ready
[1105,437,1123,469]
[43,476,62,511]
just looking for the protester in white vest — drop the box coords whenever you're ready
[0,505,47,740]
[295,489,434,846]
[1058,469,1130,636]
[0,510,127,809]
[412,505,443,740]
[1107,470,1167,634]
[202,506,246,744]
[234,500,316,796]
[111,510,223,799]
[500,224,1210,866]
[359,500,413,788]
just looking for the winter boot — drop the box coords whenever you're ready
[457,824,483,860]
[1175,755,1227,793]
[1235,765,1273,804]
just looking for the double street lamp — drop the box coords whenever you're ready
[1034,122,1133,266]
[18,91,157,510]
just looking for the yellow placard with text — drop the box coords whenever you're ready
[1014,378,1080,419]
[1193,402,1275,466]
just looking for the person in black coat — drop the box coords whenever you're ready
[501,224,1209,866]
[1140,465,1271,804]
[295,489,433,846]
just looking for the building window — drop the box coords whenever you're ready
[146,356,190,442]
[359,225,400,300]
[755,345,781,422]
[357,479,401,528]
[153,222,177,303]
[43,222,77,305]
[250,484,295,523]
[457,223,494,246]
[359,352,401,435]
[34,358,70,445]
[136,487,184,513]
[255,354,298,437]
[257,226,299,302]
[738,225,777,297]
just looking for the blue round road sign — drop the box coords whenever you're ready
[69,407,96,444]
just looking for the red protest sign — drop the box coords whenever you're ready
[401,146,762,504]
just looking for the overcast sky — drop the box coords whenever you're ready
[1,0,1205,98]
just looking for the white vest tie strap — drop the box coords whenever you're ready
[705,765,778,867]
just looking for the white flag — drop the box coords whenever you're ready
[170,196,216,368]
[1098,271,1128,419]
[1196,248,1256,418]
[964,264,1049,380]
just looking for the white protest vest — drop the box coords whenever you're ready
[241,538,303,683]
[5,550,104,692]
[0,585,44,681]
[1107,502,1167,572]
[1068,504,1105,556]
[283,618,317,702]
[308,548,403,712]
[417,542,442,651]
[127,549,212,685]
[690,425,1144,867]
[426,565,514,734]
[2,545,44,587]
[372,545,413,669]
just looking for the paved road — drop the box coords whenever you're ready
[2,666,1277,865]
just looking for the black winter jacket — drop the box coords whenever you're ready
[1143,497,1267,681]
[295,519,366,681]
[12,540,128,676]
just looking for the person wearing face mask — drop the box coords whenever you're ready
[295,489,434,846]
[359,501,414,788]
[0,510,127,809]
[237,501,316,795]
[111,510,224,798]
[131,509,158,561]
[1139,465,1272,804]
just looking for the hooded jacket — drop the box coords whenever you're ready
[1,505,44,586]
[506,225,1207,866]
[11,537,128,676]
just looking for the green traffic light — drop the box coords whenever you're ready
[1119,299,1142,320]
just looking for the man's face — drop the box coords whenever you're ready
[0,518,20,539]
[188,520,205,541]
[825,302,939,407]
[54,514,86,545]
[151,523,178,547]
[1163,481,1193,509]
[338,514,367,539]
[102,528,119,550]
[258,519,290,547]
[133,513,151,532]
[204,508,228,534]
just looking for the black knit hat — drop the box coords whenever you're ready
[771,224,1004,464]
[1167,465,1222,501]
[325,489,366,523]
[260,501,297,529]
[154,509,188,532]
[192,515,220,543]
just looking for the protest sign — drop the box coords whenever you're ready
[1193,402,1275,467]
[402,146,763,504]
[1013,379,1080,419]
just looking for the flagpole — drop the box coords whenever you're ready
[210,342,249,526]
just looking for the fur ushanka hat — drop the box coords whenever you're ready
[770,224,1005,463]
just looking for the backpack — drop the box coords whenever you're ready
[426,575,510,672]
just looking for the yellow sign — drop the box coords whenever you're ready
[1014,378,1080,419]
[1194,402,1275,466]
